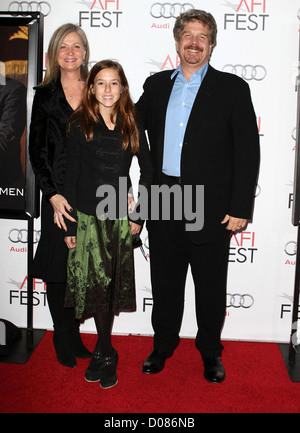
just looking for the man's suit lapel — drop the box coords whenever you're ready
[158,70,176,125]
[185,65,217,138]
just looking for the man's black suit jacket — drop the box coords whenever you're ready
[136,64,260,244]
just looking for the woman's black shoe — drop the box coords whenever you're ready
[67,321,92,358]
[64,309,92,358]
[53,330,77,368]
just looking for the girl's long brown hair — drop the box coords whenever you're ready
[76,59,139,153]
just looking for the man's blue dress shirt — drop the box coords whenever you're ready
[162,62,208,177]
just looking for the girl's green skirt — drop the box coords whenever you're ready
[65,210,136,319]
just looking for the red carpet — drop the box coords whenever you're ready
[0,331,300,414]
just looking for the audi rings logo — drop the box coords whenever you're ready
[9,229,41,244]
[9,1,51,17]
[284,241,297,256]
[150,2,194,19]
[222,64,267,81]
[226,293,254,308]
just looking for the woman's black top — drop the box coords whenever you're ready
[29,78,73,200]
[28,78,73,282]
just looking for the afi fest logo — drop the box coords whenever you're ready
[223,0,269,31]
[229,231,257,263]
[280,293,300,346]
[148,53,180,75]
[9,277,47,307]
[78,0,122,28]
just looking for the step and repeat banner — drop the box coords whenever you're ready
[0,0,299,344]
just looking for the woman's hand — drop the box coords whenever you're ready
[50,194,76,231]
[64,236,76,249]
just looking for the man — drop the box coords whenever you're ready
[136,9,260,383]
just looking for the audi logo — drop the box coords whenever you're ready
[284,241,297,256]
[150,2,194,19]
[222,64,267,81]
[226,293,254,308]
[9,1,51,17]
[9,229,41,244]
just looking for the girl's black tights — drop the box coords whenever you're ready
[93,310,114,355]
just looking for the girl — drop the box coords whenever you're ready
[63,60,152,389]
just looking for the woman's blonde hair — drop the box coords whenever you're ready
[42,23,90,85]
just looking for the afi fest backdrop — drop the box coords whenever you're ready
[0,0,299,345]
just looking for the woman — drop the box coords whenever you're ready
[63,60,153,389]
[29,24,92,367]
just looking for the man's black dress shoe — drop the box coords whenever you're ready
[142,349,170,374]
[203,357,225,383]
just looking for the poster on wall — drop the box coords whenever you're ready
[0,12,43,220]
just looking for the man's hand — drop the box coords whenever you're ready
[221,214,247,231]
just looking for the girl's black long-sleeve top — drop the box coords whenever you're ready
[64,115,153,236]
